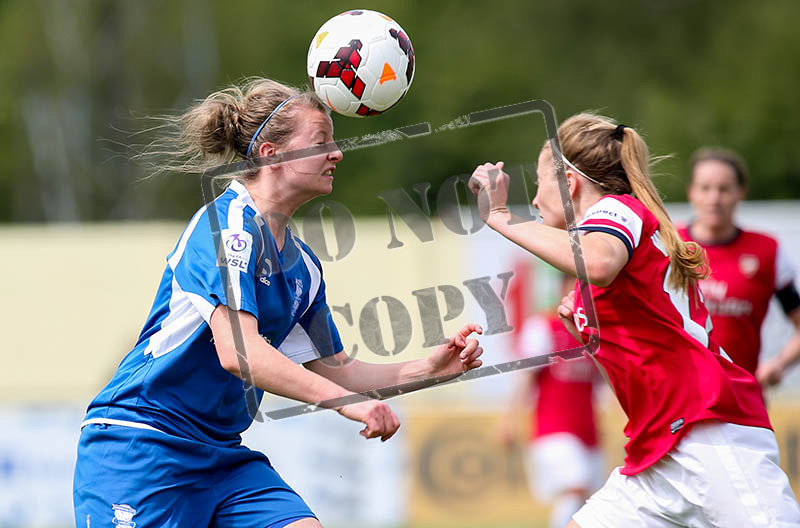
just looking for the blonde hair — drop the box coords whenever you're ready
[556,113,707,292]
[136,77,328,177]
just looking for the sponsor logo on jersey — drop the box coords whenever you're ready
[111,504,136,527]
[703,297,753,317]
[739,254,759,278]
[699,278,728,300]
[699,279,753,316]
[586,208,619,219]
[585,207,629,225]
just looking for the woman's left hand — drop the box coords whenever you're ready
[468,161,510,224]
[426,323,484,378]
[755,358,784,387]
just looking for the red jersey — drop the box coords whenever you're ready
[518,315,598,447]
[678,226,798,375]
[573,194,771,475]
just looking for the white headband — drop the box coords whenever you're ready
[552,146,604,187]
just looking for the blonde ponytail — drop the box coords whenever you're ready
[617,127,708,291]
[558,113,708,293]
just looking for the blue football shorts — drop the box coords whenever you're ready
[73,423,316,528]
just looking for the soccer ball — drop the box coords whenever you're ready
[307,9,415,118]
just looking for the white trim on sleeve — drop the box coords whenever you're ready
[775,242,797,290]
[279,324,322,364]
[80,418,167,434]
[579,197,643,248]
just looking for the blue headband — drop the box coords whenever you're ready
[245,95,297,158]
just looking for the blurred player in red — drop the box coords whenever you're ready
[470,113,800,527]
[501,272,604,528]
[679,147,800,387]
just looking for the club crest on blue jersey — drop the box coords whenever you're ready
[111,504,136,527]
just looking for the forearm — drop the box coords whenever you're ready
[488,212,625,287]
[236,335,354,406]
[311,357,435,394]
[773,330,800,372]
[308,323,483,395]
[488,212,580,275]
[211,306,360,407]
[771,309,800,371]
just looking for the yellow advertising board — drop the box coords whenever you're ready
[406,401,800,526]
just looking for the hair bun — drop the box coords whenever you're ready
[219,101,242,151]
[197,99,241,155]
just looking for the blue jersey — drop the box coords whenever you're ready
[83,180,342,446]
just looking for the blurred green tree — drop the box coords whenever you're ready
[0,0,797,222]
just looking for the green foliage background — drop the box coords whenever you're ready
[1,0,798,222]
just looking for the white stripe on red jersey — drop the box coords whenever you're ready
[575,194,770,476]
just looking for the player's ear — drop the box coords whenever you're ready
[566,170,579,198]
[258,142,279,169]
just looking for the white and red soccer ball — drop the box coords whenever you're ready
[307,9,415,118]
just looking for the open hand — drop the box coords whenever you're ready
[427,323,484,378]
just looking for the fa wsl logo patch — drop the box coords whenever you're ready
[220,229,253,273]
[112,504,137,527]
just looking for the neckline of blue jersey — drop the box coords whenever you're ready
[227,180,259,212]
[227,179,296,257]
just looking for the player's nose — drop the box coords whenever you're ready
[330,143,343,162]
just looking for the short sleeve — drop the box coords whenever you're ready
[577,196,644,261]
[775,242,797,291]
[775,242,800,314]
[170,210,262,324]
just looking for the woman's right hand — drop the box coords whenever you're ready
[337,399,401,442]
[468,161,511,225]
